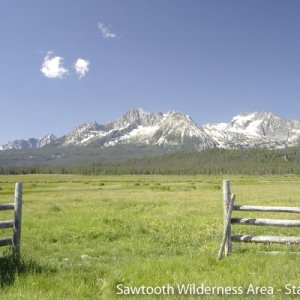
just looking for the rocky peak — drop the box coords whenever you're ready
[38,134,57,147]
[229,112,292,138]
[107,108,163,130]
[203,111,300,149]
[1,134,57,150]
[62,121,104,145]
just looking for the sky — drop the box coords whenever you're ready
[1,0,300,144]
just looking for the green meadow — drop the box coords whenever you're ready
[1,174,300,299]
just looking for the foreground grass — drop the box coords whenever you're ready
[0,174,300,299]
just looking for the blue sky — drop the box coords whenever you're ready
[1,0,300,144]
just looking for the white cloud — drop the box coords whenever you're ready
[74,58,90,79]
[98,22,117,39]
[40,52,68,79]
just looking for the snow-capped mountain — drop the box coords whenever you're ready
[203,112,300,149]
[1,109,300,152]
[1,134,57,150]
[58,108,216,150]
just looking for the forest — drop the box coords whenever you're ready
[1,146,300,175]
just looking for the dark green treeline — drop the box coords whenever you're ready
[1,146,300,175]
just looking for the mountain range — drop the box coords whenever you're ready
[1,108,300,165]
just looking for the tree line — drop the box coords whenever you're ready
[1,146,300,176]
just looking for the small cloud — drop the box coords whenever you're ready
[98,22,117,39]
[40,52,68,79]
[74,58,90,79]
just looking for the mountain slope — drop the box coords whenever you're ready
[203,112,300,149]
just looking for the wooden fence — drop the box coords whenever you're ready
[218,180,300,260]
[0,183,22,257]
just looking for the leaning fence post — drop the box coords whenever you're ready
[217,194,235,260]
[223,180,232,256]
[12,182,22,257]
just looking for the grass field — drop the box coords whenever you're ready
[1,174,300,299]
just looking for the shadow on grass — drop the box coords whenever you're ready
[0,252,56,288]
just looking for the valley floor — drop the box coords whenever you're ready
[1,174,300,299]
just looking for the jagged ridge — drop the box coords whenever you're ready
[55,108,216,151]
[1,134,57,150]
[2,109,300,151]
[203,112,300,149]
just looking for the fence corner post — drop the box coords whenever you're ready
[13,182,22,258]
[223,179,232,256]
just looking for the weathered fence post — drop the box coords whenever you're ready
[223,180,232,256]
[12,182,22,257]
[217,194,235,260]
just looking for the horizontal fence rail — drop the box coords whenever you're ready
[231,218,300,227]
[0,182,23,257]
[233,205,300,213]
[0,220,14,229]
[232,235,300,244]
[0,237,13,247]
[217,180,300,260]
[0,203,14,211]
